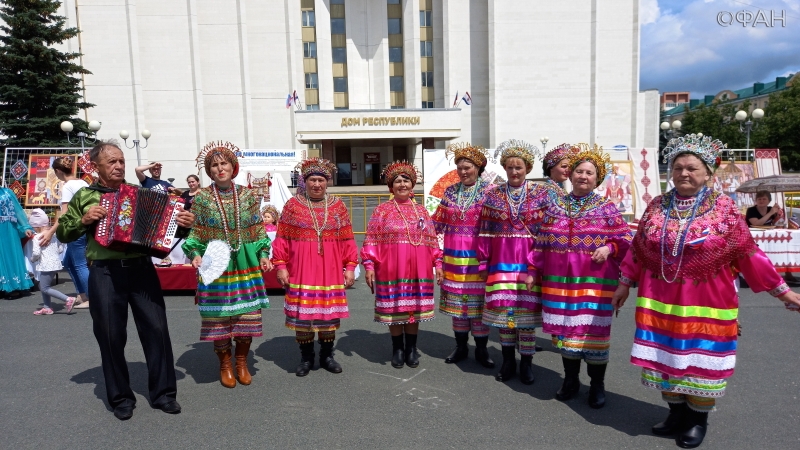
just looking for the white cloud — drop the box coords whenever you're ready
[640,0,661,25]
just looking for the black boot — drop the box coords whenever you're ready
[295,342,315,377]
[391,335,405,368]
[677,408,708,448]
[495,346,517,382]
[556,357,581,401]
[474,336,495,368]
[519,355,535,385]
[444,332,469,364]
[319,340,342,374]
[405,333,420,368]
[652,402,688,436]
[587,363,607,409]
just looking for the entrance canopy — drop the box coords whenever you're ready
[294,108,462,143]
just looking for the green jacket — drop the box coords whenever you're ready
[56,183,147,261]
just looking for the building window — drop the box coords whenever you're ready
[422,101,433,108]
[388,18,402,34]
[331,18,346,35]
[305,73,318,89]
[331,0,345,3]
[302,11,315,27]
[334,106,349,110]
[303,42,317,58]
[421,71,433,87]
[334,77,348,92]
[388,0,400,4]
[420,10,432,27]
[389,47,403,63]
[391,105,405,109]
[332,47,347,63]
[306,104,320,110]
[420,41,432,57]
[390,76,403,92]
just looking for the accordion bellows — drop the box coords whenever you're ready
[95,184,184,258]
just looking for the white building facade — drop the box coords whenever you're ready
[54,0,659,186]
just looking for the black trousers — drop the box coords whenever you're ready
[88,257,177,409]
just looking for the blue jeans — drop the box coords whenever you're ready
[64,235,89,295]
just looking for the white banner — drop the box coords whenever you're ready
[238,149,305,169]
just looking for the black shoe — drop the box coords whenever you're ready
[391,348,405,368]
[495,346,516,382]
[391,334,405,368]
[587,363,607,409]
[474,336,495,368]
[296,342,315,377]
[113,405,134,421]
[535,345,544,352]
[652,402,688,436]
[444,332,469,364]
[404,333,420,368]
[555,357,581,401]
[157,400,181,414]
[676,409,708,448]
[519,355,535,385]
[319,340,343,374]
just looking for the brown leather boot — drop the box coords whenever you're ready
[214,344,236,389]
[234,338,252,385]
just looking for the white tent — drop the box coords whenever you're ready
[263,172,293,212]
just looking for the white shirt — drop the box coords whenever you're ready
[31,234,66,272]
[61,179,89,204]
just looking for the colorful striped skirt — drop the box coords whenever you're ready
[200,310,262,341]
[197,249,270,318]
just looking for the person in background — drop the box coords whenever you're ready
[180,174,201,211]
[745,190,784,227]
[261,204,280,232]
[0,186,35,299]
[38,156,91,309]
[29,209,77,315]
[136,161,176,194]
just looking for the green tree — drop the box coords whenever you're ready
[753,82,800,171]
[679,101,750,149]
[0,0,93,148]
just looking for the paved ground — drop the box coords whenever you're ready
[2,272,799,450]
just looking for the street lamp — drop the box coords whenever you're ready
[61,120,101,151]
[660,120,682,140]
[119,129,151,166]
[735,108,764,149]
[540,136,549,153]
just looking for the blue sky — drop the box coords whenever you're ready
[640,0,800,97]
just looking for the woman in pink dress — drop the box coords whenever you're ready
[529,145,632,409]
[362,161,443,369]
[273,158,357,376]
[612,134,800,449]
[432,142,495,367]
[477,139,550,384]
[541,142,579,195]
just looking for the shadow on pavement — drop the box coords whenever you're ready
[70,361,186,410]
[254,335,301,374]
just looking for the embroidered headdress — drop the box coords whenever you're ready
[260,204,280,224]
[662,134,726,171]
[382,160,421,186]
[445,141,490,168]
[297,157,336,180]
[542,143,580,172]
[567,143,612,183]
[196,141,242,178]
[494,139,540,173]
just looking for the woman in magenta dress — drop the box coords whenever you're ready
[612,134,800,449]
[273,158,357,376]
[477,139,550,384]
[362,161,443,369]
[432,142,495,367]
[529,145,632,409]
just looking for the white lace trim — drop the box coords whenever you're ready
[284,305,349,314]
[376,299,436,308]
[543,313,612,328]
[442,280,486,290]
[631,344,736,371]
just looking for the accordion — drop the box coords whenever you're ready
[95,184,184,258]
